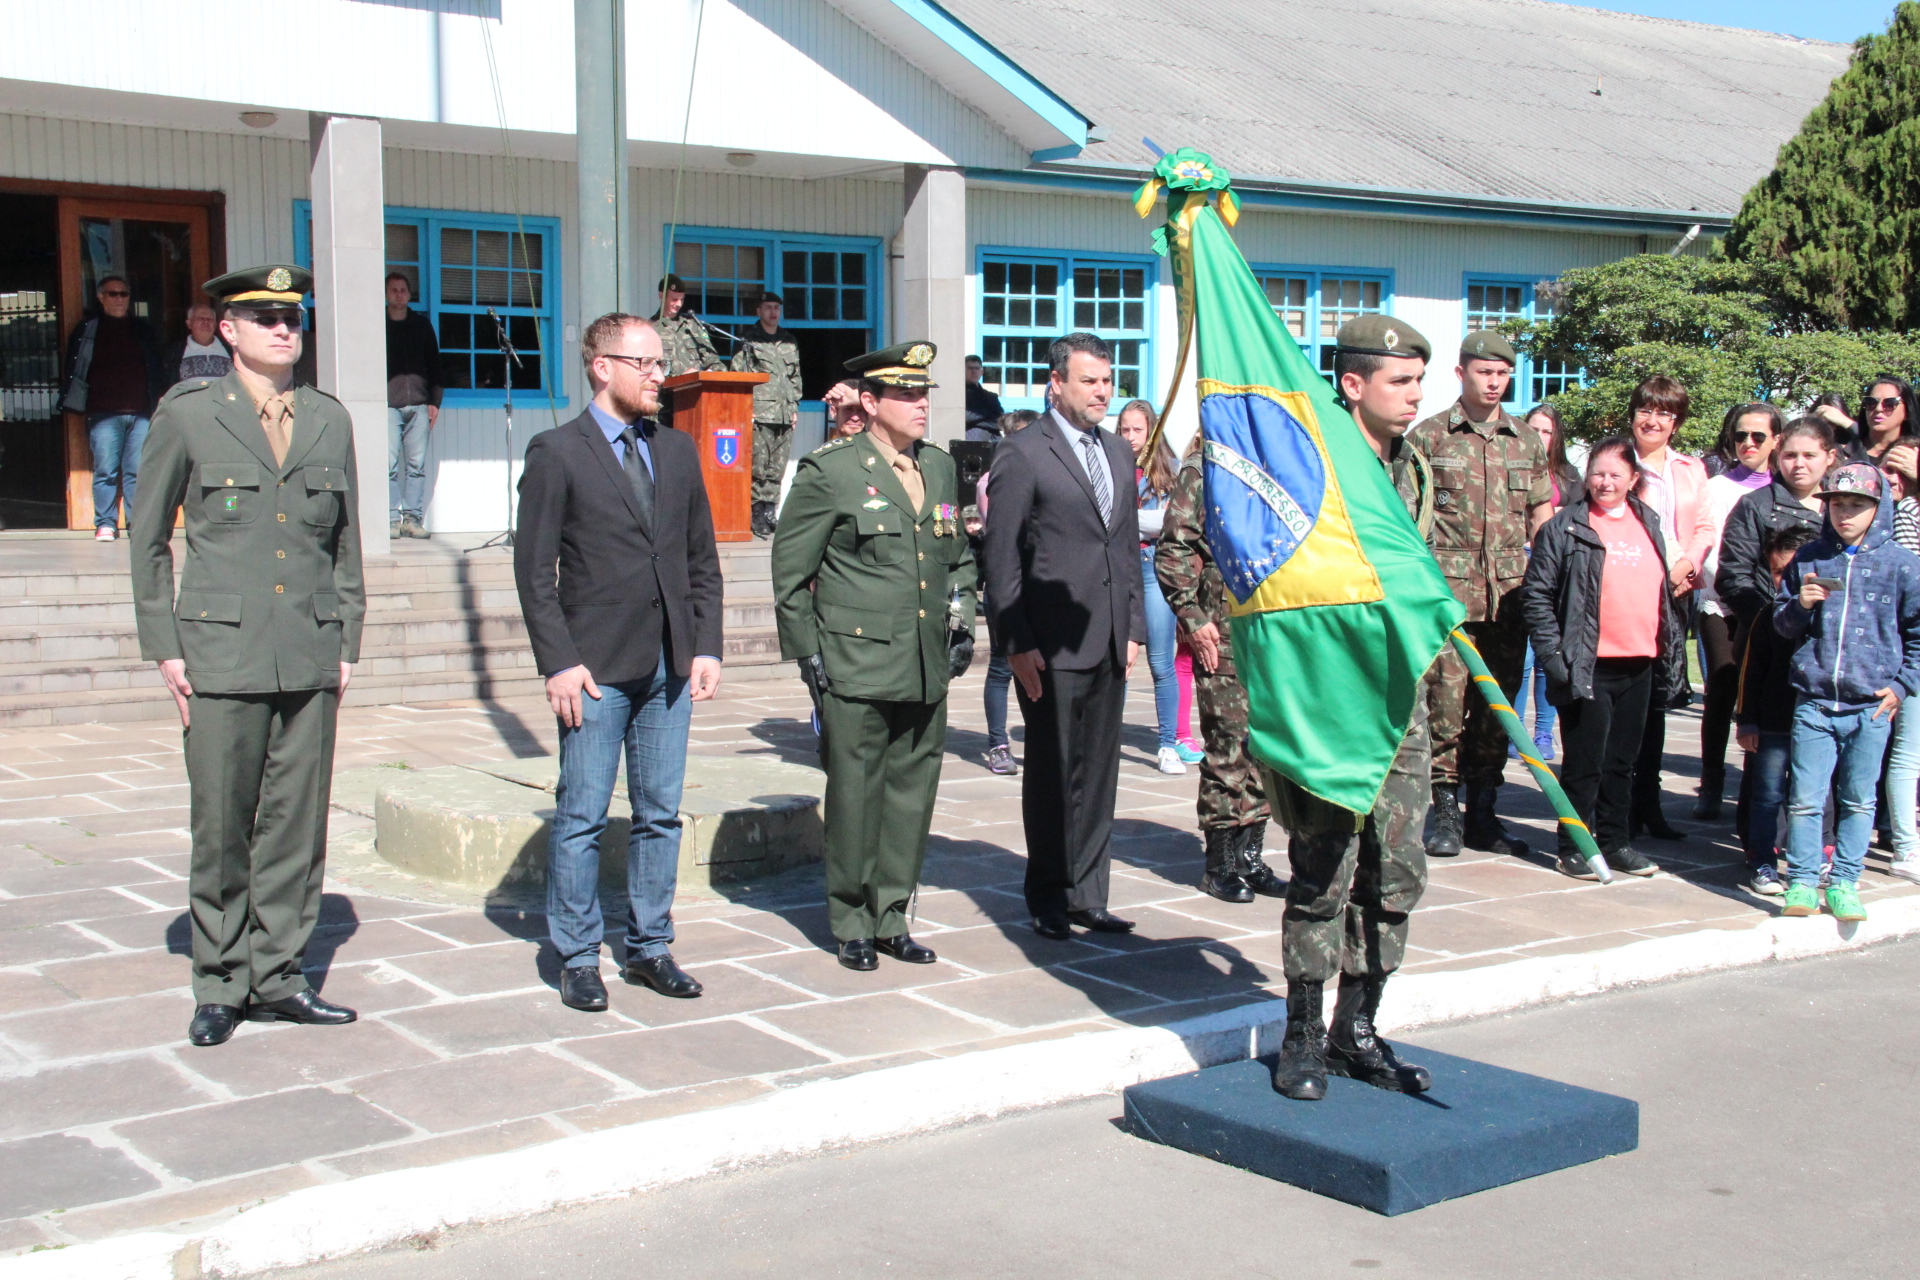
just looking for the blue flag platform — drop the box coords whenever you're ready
[1123,1047,1637,1215]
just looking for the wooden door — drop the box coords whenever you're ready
[57,199,212,529]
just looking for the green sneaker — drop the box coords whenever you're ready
[1825,881,1867,922]
[1781,883,1820,917]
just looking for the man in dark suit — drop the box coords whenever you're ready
[982,332,1145,941]
[514,312,724,1012]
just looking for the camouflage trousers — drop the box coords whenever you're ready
[1264,698,1430,983]
[753,420,794,505]
[1427,609,1527,788]
[1193,643,1268,830]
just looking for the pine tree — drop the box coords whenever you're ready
[1725,2,1920,330]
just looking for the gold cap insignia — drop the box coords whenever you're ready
[267,267,293,292]
[905,343,934,367]
[1383,328,1400,350]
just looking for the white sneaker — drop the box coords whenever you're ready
[1889,858,1920,887]
[1156,746,1188,776]
[94,525,116,542]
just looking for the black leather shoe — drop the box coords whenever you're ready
[187,1002,244,1047]
[875,934,937,964]
[625,954,703,998]
[1031,911,1073,941]
[558,966,609,1012]
[1066,907,1136,933]
[246,989,357,1025]
[838,938,878,970]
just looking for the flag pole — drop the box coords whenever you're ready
[1449,628,1613,884]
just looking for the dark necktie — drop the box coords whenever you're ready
[1082,430,1113,526]
[618,425,655,534]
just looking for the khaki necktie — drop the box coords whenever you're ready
[257,392,294,466]
[891,452,925,515]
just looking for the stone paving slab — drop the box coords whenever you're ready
[1,675,1917,1258]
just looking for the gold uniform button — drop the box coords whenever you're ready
[277,513,287,521]
[918,609,926,618]
[199,610,207,617]
[920,580,927,589]
[225,478,234,486]
[917,551,924,561]
[854,627,862,636]
[876,523,885,531]
[276,550,286,558]
[275,585,284,593]
[324,482,332,489]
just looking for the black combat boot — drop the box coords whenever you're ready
[1325,974,1431,1094]
[1237,820,1286,897]
[1425,782,1462,857]
[1692,763,1725,821]
[1271,980,1328,1101]
[1201,827,1253,903]
[1462,783,1528,857]
[750,501,775,539]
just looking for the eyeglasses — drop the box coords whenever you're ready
[100,290,130,299]
[1871,396,1904,412]
[1732,430,1772,444]
[601,354,671,376]
[234,308,305,331]
[1632,408,1677,422]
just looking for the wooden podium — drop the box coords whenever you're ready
[664,370,767,543]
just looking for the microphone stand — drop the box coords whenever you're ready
[474,307,521,551]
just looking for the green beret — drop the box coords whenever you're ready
[657,275,689,293]
[1460,330,1517,366]
[1334,314,1430,363]
[845,340,938,389]
[203,263,309,306]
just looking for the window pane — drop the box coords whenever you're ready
[737,246,763,279]
[841,289,865,321]
[1073,300,1092,327]
[841,253,865,285]
[1014,299,1034,328]
[1036,299,1056,328]
[474,352,507,390]
[984,297,1005,326]
[1123,301,1143,329]
[441,265,473,304]
[811,251,836,284]
[674,242,703,277]
[784,250,806,285]
[438,313,471,349]
[1037,265,1058,294]
[785,289,808,321]
[984,260,1006,293]
[707,244,734,278]
[813,288,838,320]
[475,269,509,305]
[441,228,472,265]
[386,223,419,263]
[1010,262,1033,295]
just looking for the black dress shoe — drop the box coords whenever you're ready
[838,938,878,971]
[1066,907,1136,933]
[246,989,356,1025]
[558,966,609,1012]
[625,954,703,998]
[1031,911,1073,940]
[875,934,937,964]
[187,1002,244,1047]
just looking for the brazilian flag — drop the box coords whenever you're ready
[1139,150,1464,814]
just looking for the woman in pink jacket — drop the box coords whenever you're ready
[1625,375,1716,841]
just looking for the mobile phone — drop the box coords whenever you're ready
[1808,576,1844,591]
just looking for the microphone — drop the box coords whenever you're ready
[486,307,523,367]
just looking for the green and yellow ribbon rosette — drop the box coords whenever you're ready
[1134,147,1242,256]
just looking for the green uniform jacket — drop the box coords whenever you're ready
[771,432,976,704]
[731,324,802,424]
[129,373,366,694]
[1406,401,1551,622]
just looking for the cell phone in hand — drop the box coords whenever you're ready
[1808,576,1844,591]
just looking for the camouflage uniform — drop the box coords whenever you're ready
[1267,435,1435,982]
[652,311,723,431]
[1406,401,1551,788]
[1155,459,1267,830]
[732,324,803,506]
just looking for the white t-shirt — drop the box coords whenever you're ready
[178,337,231,381]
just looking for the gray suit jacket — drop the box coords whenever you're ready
[129,373,366,694]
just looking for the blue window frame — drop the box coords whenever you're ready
[294,202,563,406]
[667,227,883,403]
[976,248,1155,410]
[1247,263,1394,379]
[1463,275,1579,406]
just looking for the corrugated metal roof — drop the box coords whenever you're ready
[937,0,1851,215]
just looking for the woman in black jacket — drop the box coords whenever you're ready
[1521,437,1685,881]
[1713,415,1832,625]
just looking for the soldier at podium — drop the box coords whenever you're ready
[771,341,975,971]
[652,274,722,429]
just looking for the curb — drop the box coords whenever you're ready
[11,897,1919,1279]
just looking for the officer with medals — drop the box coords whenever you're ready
[771,341,975,971]
[128,265,365,1047]
[1264,315,1438,1101]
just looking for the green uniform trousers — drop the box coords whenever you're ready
[1266,700,1430,983]
[819,690,946,941]
[1193,643,1268,831]
[1427,609,1528,788]
[753,420,794,506]
[184,688,338,1006]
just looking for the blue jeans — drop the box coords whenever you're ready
[1141,545,1179,750]
[984,632,1013,750]
[87,413,148,529]
[1887,701,1920,861]
[389,404,431,521]
[1742,730,1790,871]
[1786,699,1893,887]
[547,655,692,967]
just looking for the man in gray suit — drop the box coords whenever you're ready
[130,263,366,1048]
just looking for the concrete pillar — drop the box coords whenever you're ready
[576,0,631,324]
[901,165,967,445]
[309,114,390,557]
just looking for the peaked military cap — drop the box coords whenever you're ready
[658,275,689,293]
[1334,314,1430,363]
[1461,330,1517,366]
[846,340,938,388]
[204,263,309,307]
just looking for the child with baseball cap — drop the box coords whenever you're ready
[1774,462,1920,920]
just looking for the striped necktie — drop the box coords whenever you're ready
[1082,430,1112,526]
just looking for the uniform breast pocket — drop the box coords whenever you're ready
[303,465,350,527]
[855,510,905,565]
[1506,464,1533,513]
[1431,464,1467,519]
[198,462,262,525]
[176,590,243,673]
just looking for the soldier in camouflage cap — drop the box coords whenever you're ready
[651,275,723,430]
[1263,315,1438,1103]
[1407,329,1552,862]
[731,291,803,538]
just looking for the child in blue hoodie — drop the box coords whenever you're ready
[1774,462,1920,921]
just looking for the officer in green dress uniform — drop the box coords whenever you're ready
[771,341,975,971]
[129,264,366,1048]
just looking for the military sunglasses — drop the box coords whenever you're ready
[232,307,306,331]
